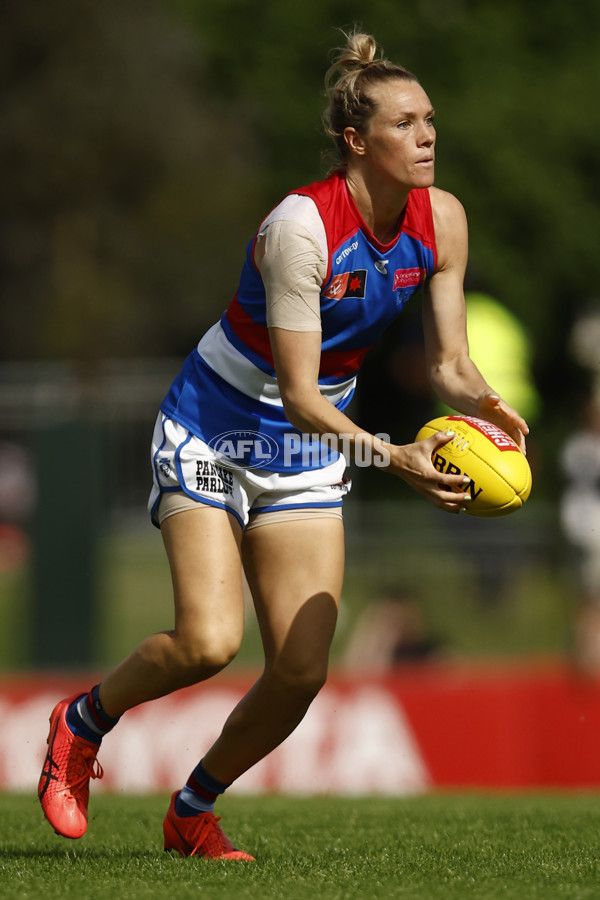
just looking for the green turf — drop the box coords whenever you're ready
[2,793,599,899]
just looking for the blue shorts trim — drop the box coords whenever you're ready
[250,499,344,515]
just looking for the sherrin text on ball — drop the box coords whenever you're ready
[415,415,532,517]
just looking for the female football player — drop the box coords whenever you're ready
[39,29,528,859]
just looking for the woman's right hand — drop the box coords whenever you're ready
[386,430,473,514]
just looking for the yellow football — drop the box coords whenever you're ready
[415,415,532,517]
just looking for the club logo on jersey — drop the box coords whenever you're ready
[323,269,367,300]
[158,458,171,477]
[393,268,427,290]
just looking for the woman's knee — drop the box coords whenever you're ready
[268,656,329,701]
[174,627,242,675]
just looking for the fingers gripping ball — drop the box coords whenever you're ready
[415,415,532,517]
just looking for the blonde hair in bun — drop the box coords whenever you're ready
[324,29,419,170]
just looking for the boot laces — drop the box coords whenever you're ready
[188,814,234,858]
[67,743,104,796]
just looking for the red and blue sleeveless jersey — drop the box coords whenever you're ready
[161,171,437,473]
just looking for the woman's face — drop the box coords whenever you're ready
[348,79,436,190]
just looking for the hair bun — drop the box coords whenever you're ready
[323,28,419,171]
[329,30,380,75]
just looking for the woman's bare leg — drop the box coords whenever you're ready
[201,515,345,783]
[99,506,244,718]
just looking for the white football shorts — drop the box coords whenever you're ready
[148,414,351,529]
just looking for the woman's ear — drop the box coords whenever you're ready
[343,127,367,157]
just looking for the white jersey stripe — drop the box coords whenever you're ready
[197,321,356,409]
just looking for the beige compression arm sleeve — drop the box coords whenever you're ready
[257,219,327,332]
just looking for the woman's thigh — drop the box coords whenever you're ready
[160,505,245,649]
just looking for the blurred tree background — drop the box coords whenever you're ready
[3,0,600,500]
[2,0,600,668]
[3,0,600,483]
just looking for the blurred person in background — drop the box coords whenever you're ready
[463,292,540,425]
[342,586,443,670]
[560,392,600,672]
[0,437,36,573]
[38,29,527,860]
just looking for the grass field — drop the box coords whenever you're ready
[2,793,599,899]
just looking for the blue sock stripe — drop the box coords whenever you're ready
[89,684,120,727]
[66,694,102,745]
[176,786,215,816]
[77,696,104,735]
[193,761,230,795]
[187,772,218,803]
[175,761,230,817]
[66,685,119,746]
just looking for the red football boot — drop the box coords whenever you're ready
[163,791,255,861]
[38,694,104,839]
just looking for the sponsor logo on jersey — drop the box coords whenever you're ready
[323,269,367,300]
[195,459,234,495]
[393,267,427,290]
[335,241,359,264]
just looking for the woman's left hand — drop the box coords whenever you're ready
[477,392,529,454]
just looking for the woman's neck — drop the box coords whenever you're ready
[345,169,410,244]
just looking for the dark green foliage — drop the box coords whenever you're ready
[2,0,599,494]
